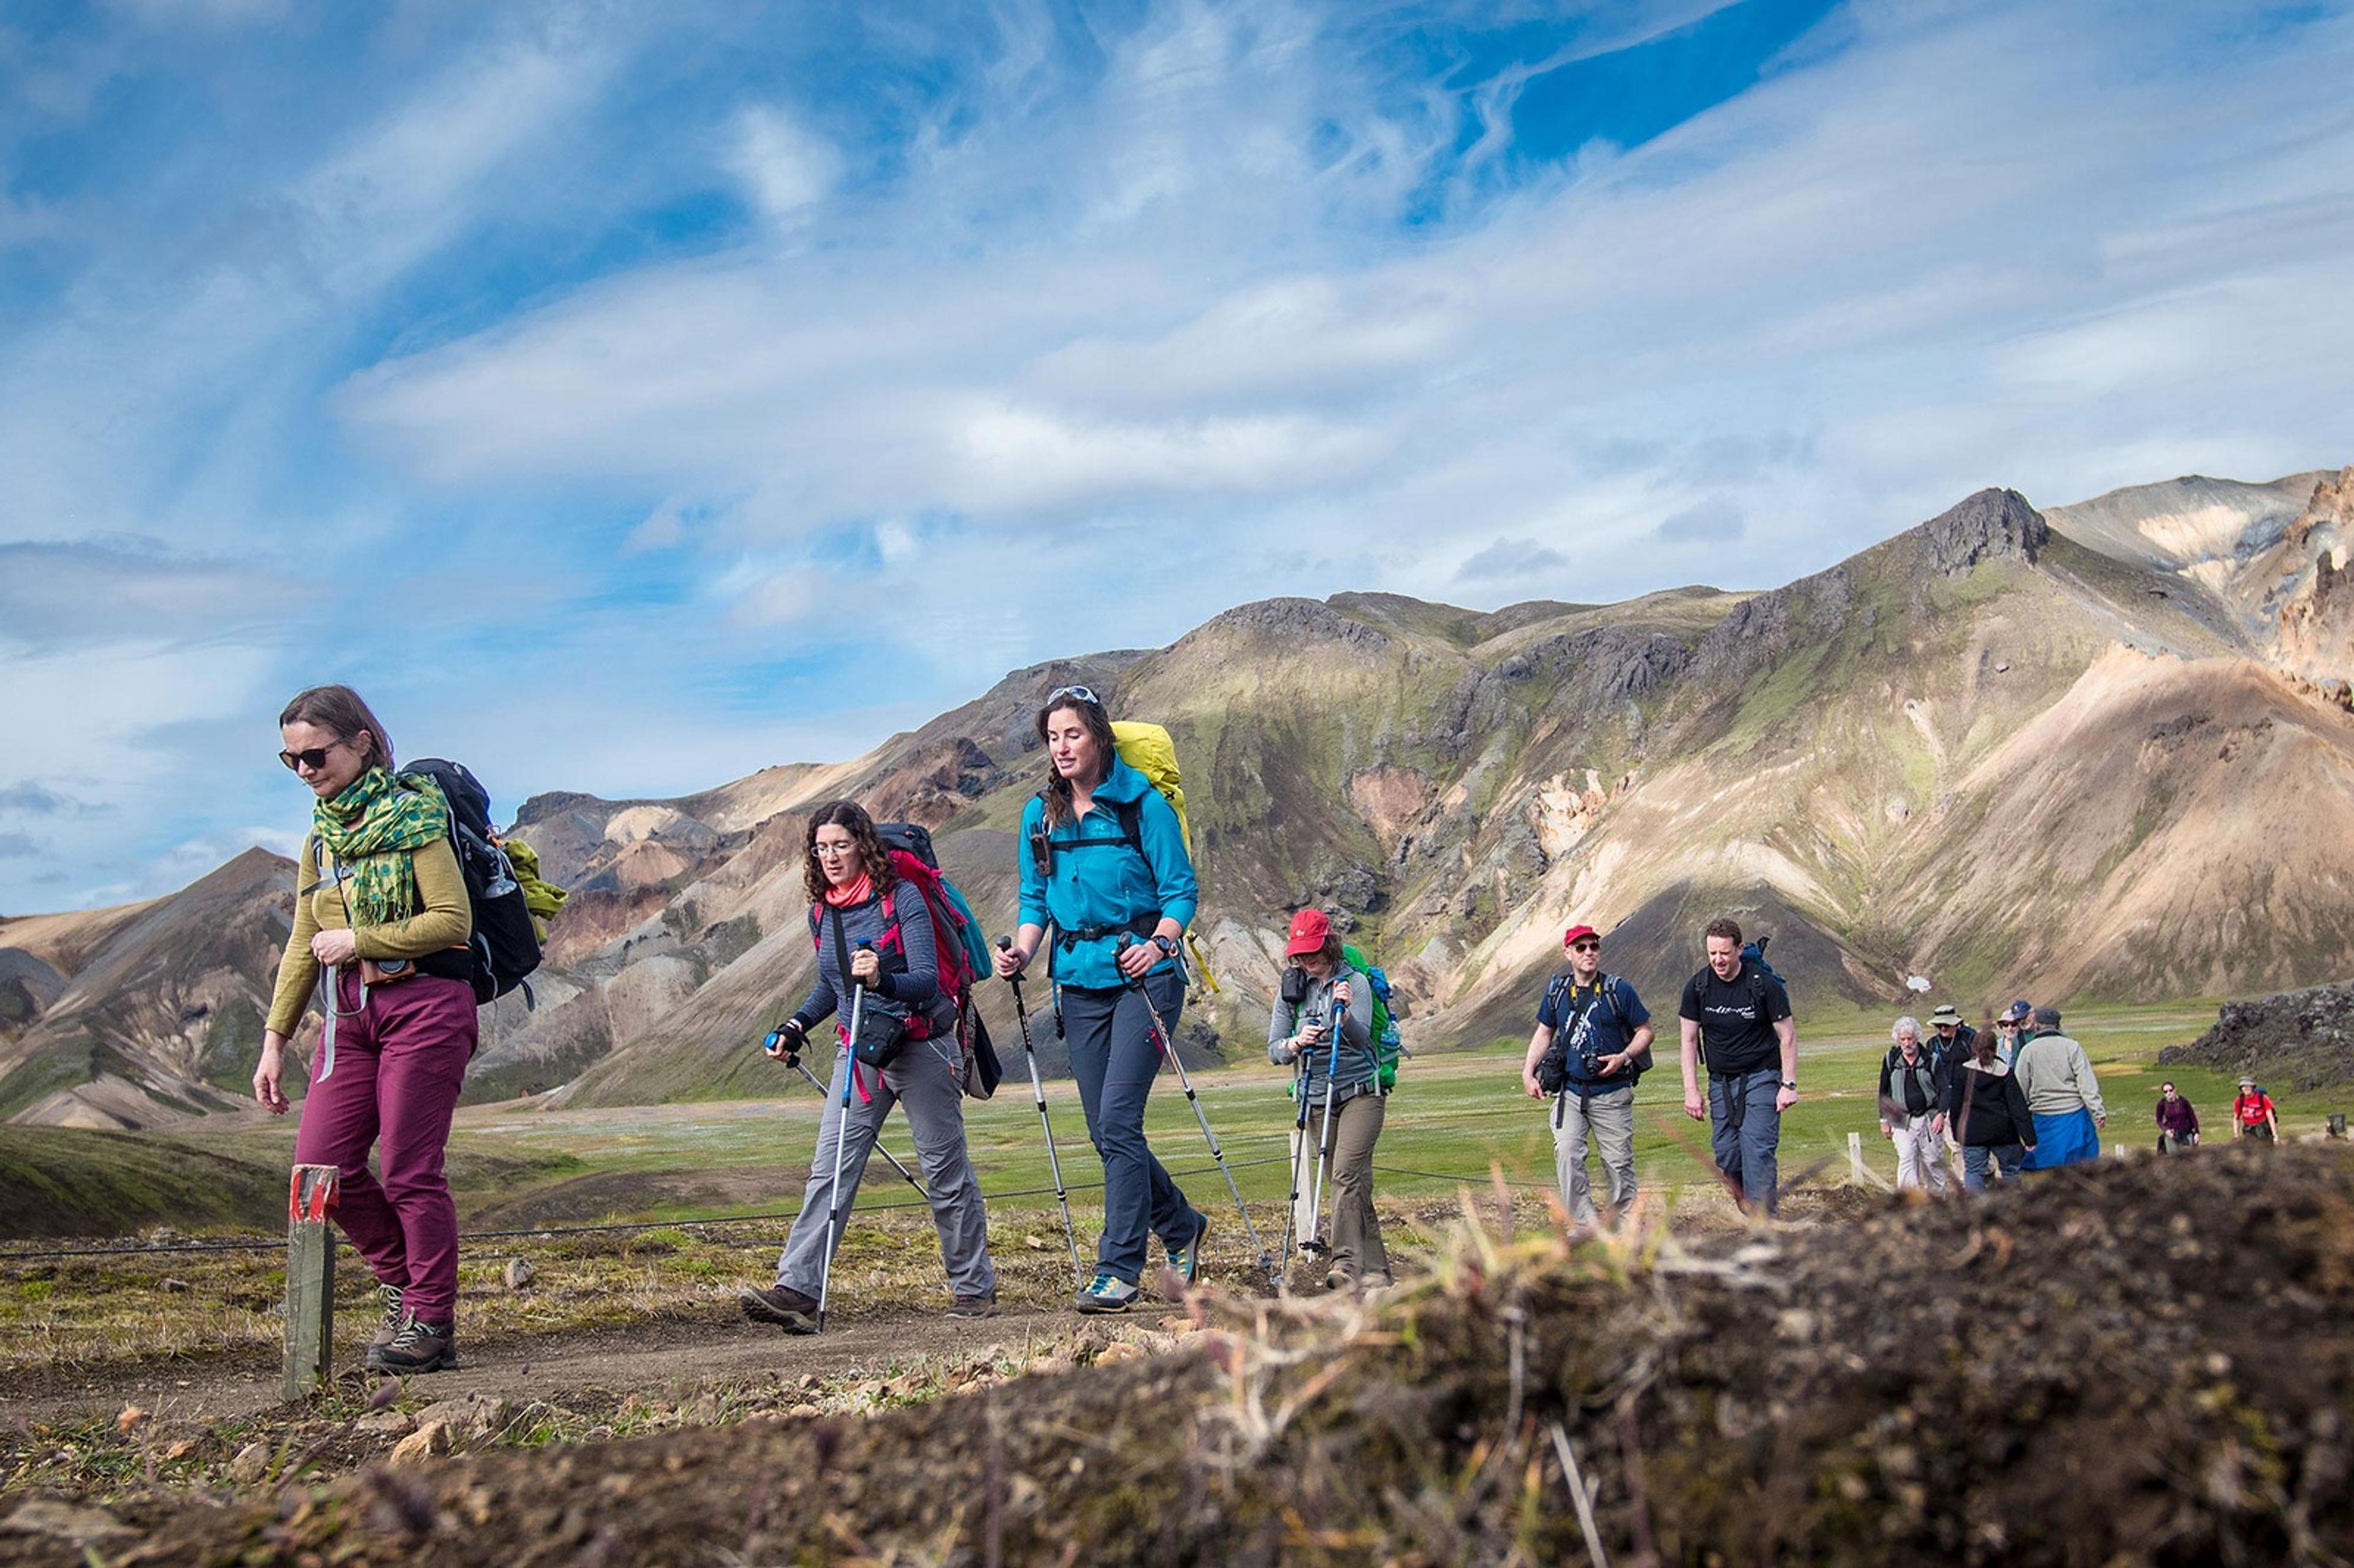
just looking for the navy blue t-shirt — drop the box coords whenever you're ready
[1538,974,1651,1087]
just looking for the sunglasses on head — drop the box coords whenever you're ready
[1046,684,1101,708]
[278,741,343,772]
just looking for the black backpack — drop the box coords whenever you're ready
[1536,973,1644,1094]
[405,759,543,1007]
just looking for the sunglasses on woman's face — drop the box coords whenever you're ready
[278,741,344,772]
[1046,684,1100,707]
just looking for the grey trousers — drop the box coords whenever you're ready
[777,1037,996,1299]
[1552,1085,1636,1228]
[1307,1091,1389,1281]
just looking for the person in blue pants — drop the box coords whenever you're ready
[993,685,1204,1314]
[1678,917,1799,1215]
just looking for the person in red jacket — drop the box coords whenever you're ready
[2232,1077,2280,1143]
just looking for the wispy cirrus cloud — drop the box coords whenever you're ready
[2,0,2352,910]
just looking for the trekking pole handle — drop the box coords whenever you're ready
[997,934,1026,994]
[1114,931,1144,988]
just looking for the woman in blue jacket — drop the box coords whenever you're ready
[993,687,1202,1313]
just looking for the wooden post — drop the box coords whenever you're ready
[281,1164,338,1400]
[1848,1131,1866,1188]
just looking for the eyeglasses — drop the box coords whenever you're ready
[812,840,857,858]
[1046,685,1101,707]
[1568,940,1600,951]
[278,740,344,772]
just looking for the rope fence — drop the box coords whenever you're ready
[0,1151,1323,1265]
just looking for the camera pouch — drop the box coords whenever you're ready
[829,907,910,1071]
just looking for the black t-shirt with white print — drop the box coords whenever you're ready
[1677,962,1792,1076]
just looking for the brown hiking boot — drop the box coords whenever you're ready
[369,1283,405,1351]
[367,1316,457,1374]
[947,1292,999,1319]
[738,1283,820,1334]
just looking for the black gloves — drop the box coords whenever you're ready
[763,1018,809,1064]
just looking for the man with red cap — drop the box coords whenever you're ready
[1522,921,1653,1230]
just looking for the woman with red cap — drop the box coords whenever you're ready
[1268,908,1390,1291]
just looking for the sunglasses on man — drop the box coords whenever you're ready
[1568,939,1600,952]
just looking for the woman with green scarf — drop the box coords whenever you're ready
[254,685,475,1375]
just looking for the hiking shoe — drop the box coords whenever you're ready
[369,1282,405,1351]
[948,1292,999,1320]
[1325,1268,1356,1293]
[367,1317,457,1374]
[739,1283,820,1334]
[1166,1211,1208,1286]
[1073,1274,1139,1314]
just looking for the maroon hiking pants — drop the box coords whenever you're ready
[292,970,477,1321]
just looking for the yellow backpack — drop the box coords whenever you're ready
[1108,720,1219,993]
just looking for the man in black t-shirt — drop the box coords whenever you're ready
[1677,916,1798,1214]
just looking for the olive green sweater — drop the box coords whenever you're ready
[265,832,471,1037]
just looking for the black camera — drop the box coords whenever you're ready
[1279,966,1309,1006]
[1578,1048,1604,1079]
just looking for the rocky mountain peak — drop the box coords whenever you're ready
[1920,487,2047,576]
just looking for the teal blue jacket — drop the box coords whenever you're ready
[1017,756,1198,991]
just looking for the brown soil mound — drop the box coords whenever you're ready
[2160,980,2354,1089]
[17,1147,2353,1567]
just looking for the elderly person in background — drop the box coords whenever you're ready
[1991,999,2032,1067]
[1879,1016,1951,1193]
[2014,1004,2106,1167]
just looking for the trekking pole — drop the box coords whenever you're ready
[1278,1052,1311,1283]
[1304,999,1345,1258]
[999,938,1086,1288]
[815,942,874,1334]
[1116,934,1273,1280]
[766,1038,929,1201]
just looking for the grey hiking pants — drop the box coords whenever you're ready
[777,1036,995,1300]
[1308,1089,1389,1282]
[1552,1084,1636,1230]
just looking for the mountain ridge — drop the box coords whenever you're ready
[6,466,2350,1127]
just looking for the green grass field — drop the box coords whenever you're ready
[11,998,2328,1244]
[272,999,2350,1227]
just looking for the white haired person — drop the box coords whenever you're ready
[1878,1016,1951,1193]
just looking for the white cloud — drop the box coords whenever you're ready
[728,104,840,222]
[10,0,2354,908]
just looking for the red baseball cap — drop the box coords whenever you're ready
[1285,908,1332,956]
[1562,923,1599,947]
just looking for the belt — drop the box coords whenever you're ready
[1053,915,1159,951]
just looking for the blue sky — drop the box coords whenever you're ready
[2,0,2352,911]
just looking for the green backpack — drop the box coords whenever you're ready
[1340,943,1403,1092]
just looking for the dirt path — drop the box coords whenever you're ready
[9,1303,1077,1426]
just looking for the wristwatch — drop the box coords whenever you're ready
[1781,1079,1799,1090]
[1152,934,1179,957]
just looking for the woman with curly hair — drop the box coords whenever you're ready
[993,686,1202,1314]
[739,801,997,1333]
[253,685,474,1374]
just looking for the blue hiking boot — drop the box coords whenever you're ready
[1167,1211,1209,1286]
[1073,1273,1139,1314]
